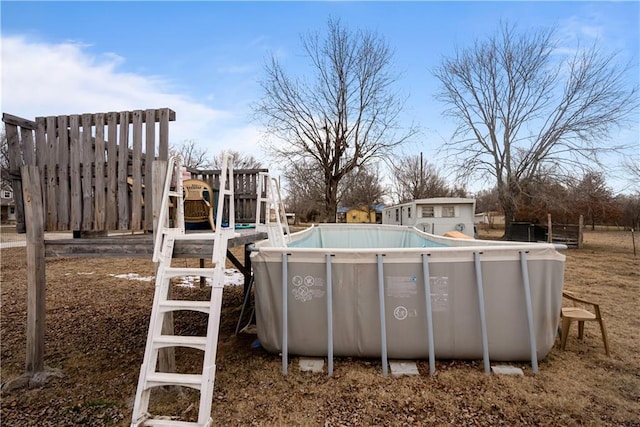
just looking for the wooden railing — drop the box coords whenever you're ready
[4,108,268,232]
[188,168,268,224]
[3,109,174,232]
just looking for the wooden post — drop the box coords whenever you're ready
[547,213,552,243]
[578,214,584,249]
[21,165,46,374]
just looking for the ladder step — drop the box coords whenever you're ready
[159,300,211,313]
[140,419,212,427]
[163,267,217,279]
[172,233,217,241]
[145,372,202,390]
[153,335,207,351]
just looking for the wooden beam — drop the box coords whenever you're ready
[44,231,267,258]
[21,165,46,374]
[2,113,36,130]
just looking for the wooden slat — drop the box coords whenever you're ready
[35,118,47,229]
[118,111,130,229]
[21,165,46,374]
[56,116,70,230]
[81,114,94,230]
[94,113,106,230]
[69,115,82,230]
[6,124,25,232]
[131,110,143,230]
[21,127,35,167]
[158,108,170,160]
[106,112,118,229]
[152,160,167,235]
[45,116,58,231]
[145,109,156,231]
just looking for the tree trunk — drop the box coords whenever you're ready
[324,177,339,223]
[498,180,518,240]
[503,203,517,240]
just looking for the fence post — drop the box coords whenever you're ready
[547,213,552,243]
[578,215,584,249]
[21,165,46,374]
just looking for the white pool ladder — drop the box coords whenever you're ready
[255,172,289,247]
[131,153,236,427]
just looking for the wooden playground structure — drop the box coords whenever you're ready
[2,108,268,384]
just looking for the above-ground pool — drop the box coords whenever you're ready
[251,224,566,374]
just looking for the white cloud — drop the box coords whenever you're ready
[0,35,264,157]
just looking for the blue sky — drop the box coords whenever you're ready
[1,1,638,193]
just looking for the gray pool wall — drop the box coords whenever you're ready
[252,224,565,361]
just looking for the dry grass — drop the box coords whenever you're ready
[1,229,639,426]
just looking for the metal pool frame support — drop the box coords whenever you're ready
[473,252,491,374]
[326,254,334,376]
[520,251,539,373]
[377,254,389,376]
[421,254,436,376]
[281,253,289,375]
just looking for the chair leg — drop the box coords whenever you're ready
[561,317,572,350]
[578,321,585,339]
[208,212,215,232]
[598,318,610,356]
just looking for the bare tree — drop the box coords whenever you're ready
[169,139,212,169]
[391,153,451,203]
[211,150,263,169]
[256,18,416,222]
[340,164,386,209]
[617,193,640,230]
[433,22,638,238]
[572,171,614,230]
[622,156,640,192]
[517,171,574,223]
[282,160,325,223]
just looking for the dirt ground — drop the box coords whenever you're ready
[1,229,639,426]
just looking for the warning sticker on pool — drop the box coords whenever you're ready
[291,275,325,302]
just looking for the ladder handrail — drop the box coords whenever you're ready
[211,152,235,264]
[255,172,288,247]
[271,176,291,241]
[153,155,185,263]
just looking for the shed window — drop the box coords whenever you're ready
[395,209,399,221]
[421,206,434,218]
[2,191,11,199]
[442,206,455,217]
[407,207,411,218]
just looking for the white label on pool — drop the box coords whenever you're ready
[430,276,449,311]
[291,275,325,302]
[386,276,418,298]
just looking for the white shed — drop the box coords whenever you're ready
[382,198,476,237]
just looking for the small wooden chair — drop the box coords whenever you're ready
[560,291,610,356]
[183,179,215,231]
